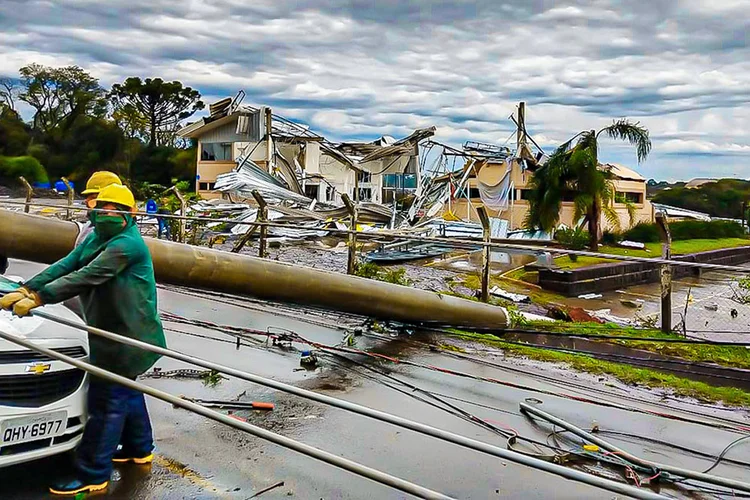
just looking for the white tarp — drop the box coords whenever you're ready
[477,165,512,211]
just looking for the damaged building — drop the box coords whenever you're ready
[178,95,435,207]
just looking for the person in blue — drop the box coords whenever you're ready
[156,198,172,240]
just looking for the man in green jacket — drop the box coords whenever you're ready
[0,184,167,496]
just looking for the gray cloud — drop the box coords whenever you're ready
[1,0,750,179]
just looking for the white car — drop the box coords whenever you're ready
[0,274,88,467]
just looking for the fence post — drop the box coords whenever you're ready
[18,177,32,214]
[655,211,672,333]
[476,206,491,303]
[61,177,74,220]
[252,190,268,258]
[341,194,358,275]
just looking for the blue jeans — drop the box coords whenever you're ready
[76,377,154,483]
[157,218,171,240]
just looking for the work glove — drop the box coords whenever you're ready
[0,288,33,310]
[13,293,42,317]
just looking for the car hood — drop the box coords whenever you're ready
[0,276,88,346]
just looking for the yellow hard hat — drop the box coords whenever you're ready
[82,171,122,195]
[96,184,136,210]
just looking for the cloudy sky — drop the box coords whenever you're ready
[1,0,749,181]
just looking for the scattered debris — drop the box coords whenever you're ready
[589,309,635,326]
[577,293,603,300]
[300,350,318,368]
[620,299,643,309]
[178,396,275,411]
[141,368,227,381]
[490,286,530,303]
[568,308,604,324]
[704,303,719,312]
[249,481,286,498]
[619,240,646,250]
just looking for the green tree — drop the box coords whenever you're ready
[0,78,18,111]
[525,120,652,251]
[18,64,106,134]
[109,78,204,147]
[0,105,31,156]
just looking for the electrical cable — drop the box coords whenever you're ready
[701,434,750,474]
[176,315,750,478]
[26,310,674,500]
[159,308,750,433]
[162,311,750,494]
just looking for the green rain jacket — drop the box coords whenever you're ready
[25,220,166,378]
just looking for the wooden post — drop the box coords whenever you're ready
[476,205,491,303]
[341,193,358,275]
[656,211,672,333]
[18,177,32,214]
[174,188,187,243]
[265,107,273,175]
[252,190,268,258]
[61,177,74,220]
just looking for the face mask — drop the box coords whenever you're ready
[93,214,128,239]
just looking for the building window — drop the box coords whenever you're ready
[357,188,373,201]
[358,171,372,183]
[325,186,336,202]
[520,189,533,200]
[198,182,216,191]
[201,143,233,161]
[304,184,320,200]
[456,187,481,199]
[616,192,643,204]
[383,174,417,189]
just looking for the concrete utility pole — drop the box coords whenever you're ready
[516,102,526,151]
[265,107,273,175]
[656,211,672,333]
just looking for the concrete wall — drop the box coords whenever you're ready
[539,246,750,296]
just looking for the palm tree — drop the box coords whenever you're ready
[524,119,651,251]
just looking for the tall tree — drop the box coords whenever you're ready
[525,119,652,251]
[0,78,17,111]
[18,64,106,134]
[109,77,204,147]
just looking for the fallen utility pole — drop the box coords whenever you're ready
[30,309,668,500]
[6,201,750,275]
[0,329,453,500]
[519,401,750,493]
[0,211,508,329]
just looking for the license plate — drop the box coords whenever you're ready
[0,411,67,446]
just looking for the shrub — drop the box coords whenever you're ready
[0,156,49,185]
[601,230,621,245]
[623,220,744,242]
[555,227,589,262]
[670,220,743,240]
[355,262,410,286]
[622,222,660,243]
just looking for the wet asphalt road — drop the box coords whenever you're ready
[2,259,750,499]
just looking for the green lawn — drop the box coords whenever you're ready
[447,328,750,406]
[600,237,750,258]
[548,237,750,270]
